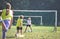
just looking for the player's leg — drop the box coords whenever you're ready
[2,20,10,30]
[2,20,10,39]
[2,23,6,31]
[17,27,19,34]
[2,30,6,39]
[0,17,7,30]
[2,24,6,39]
[24,26,28,33]
[2,23,6,39]
[29,25,32,32]
[2,21,7,30]
[15,27,19,37]
[19,27,24,37]
[19,27,22,35]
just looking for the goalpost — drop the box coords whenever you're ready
[0,10,57,31]
[13,10,57,31]
[14,15,43,25]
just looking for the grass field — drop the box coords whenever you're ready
[0,26,60,39]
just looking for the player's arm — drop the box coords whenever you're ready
[1,9,7,29]
[9,17,13,29]
[9,10,13,29]
[1,9,6,26]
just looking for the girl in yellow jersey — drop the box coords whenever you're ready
[16,15,24,36]
[1,3,13,39]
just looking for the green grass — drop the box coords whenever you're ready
[0,26,60,39]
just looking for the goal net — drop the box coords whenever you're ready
[0,10,57,31]
[14,15,43,26]
[13,10,57,31]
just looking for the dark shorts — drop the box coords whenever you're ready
[27,25,31,27]
[17,27,22,30]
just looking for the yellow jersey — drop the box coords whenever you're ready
[1,9,13,20]
[16,18,23,27]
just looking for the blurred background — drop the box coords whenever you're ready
[0,0,60,26]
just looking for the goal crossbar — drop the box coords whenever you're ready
[0,10,57,31]
[14,15,43,25]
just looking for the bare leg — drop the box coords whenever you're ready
[2,23,6,30]
[15,30,19,36]
[20,30,22,35]
[29,26,32,32]
[24,26,28,33]
[17,30,19,34]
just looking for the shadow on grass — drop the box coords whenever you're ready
[6,36,15,38]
